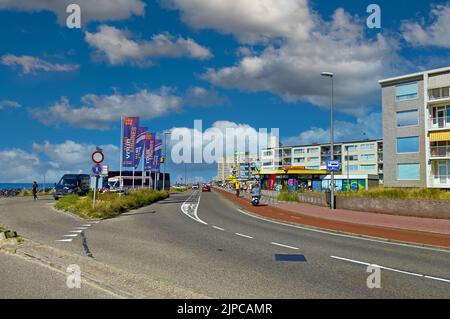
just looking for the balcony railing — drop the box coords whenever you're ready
[429,116,450,129]
[430,145,450,158]
[431,175,450,187]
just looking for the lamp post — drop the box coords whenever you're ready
[321,72,335,209]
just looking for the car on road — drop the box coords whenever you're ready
[53,174,90,200]
[202,184,211,192]
[192,184,200,190]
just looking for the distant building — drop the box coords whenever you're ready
[379,66,450,188]
[214,152,259,182]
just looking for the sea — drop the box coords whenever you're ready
[0,183,38,190]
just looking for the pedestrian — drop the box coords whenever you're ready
[235,181,240,197]
[32,181,38,200]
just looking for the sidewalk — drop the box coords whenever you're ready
[214,187,450,248]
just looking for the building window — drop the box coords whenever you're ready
[360,143,375,150]
[344,155,359,161]
[308,157,320,163]
[293,149,305,155]
[346,165,359,171]
[397,136,419,153]
[396,82,418,101]
[360,154,376,161]
[307,147,319,154]
[397,163,420,180]
[397,109,419,127]
[293,158,305,163]
[262,162,272,166]
[429,87,450,100]
[361,164,376,172]
[345,145,358,152]
[262,151,272,157]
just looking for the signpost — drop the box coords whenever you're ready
[326,160,341,172]
[91,149,104,209]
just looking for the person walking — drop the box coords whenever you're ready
[32,181,38,200]
[235,181,240,197]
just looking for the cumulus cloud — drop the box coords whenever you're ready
[282,112,382,146]
[0,140,119,183]
[0,100,21,109]
[85,25,212,66]
[31,88,183,129]
[201,8,399,115]
[1,54,79,74]
[401,4,450,48]
[0,0,146,25]
[185,87,228,107]
[160,0,313,44]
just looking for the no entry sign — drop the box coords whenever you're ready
[92,150,104,164]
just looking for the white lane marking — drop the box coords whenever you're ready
[82,224,92,227]
[69,230,83,233]
[75,227,88,230]
[271,242,299,250]
[63,234,78,237]
[56,239,73,242]
[213,226,225,231]
[181,190,208,225]
[237,209,450,253]
[235,233,254,239]
[330,256,450,283]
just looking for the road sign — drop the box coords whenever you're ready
[92,150,104,164]
[92,165,102,176]
[100,165,109,177]
[326,160,341,171]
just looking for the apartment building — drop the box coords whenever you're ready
[214,152,259,182]
[379,66,450,189]
[260,139,384,183]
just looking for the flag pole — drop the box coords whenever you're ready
[119,116,123,189]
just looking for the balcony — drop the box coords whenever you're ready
[430,145,450,158]
[430,175,450,188]
[429,116,450,130]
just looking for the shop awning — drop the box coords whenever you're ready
[429,131,450,142]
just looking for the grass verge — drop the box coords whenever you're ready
[277,191,300,202]
[170,186,191,192]
[55,189,170,219]
[337,187,450,201]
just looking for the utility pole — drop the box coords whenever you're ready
[163,131,171,190]
[321,72,335,209]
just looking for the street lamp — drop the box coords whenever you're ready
[321,72,335,210]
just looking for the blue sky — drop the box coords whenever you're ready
[0,0,449,182]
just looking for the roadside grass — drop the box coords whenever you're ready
[277,191,300,202]
[337,187,450,201]
[55,189,170,219]
[19,189,53,196]
[170,186,191,192]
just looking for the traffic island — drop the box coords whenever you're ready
[55,189,170,220]
[213,187,450,249]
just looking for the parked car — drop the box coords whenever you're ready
[53,174,90,200]
[202,184,211,192]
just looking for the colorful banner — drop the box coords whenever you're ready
[134,127,148,169]
[152,139,163,172]
[144,133,155,172]
[122,117,140,167]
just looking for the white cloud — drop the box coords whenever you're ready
[161,0,313,44]
[401,4,450,49]
[85,25,212,66]
[282,112,382,146]
[0,100,21,109]
[0,140,119,183]
[185,87,228,107]
[1,54,79,74]
[32,88,183,129]
[0,0,146,25]
[201,8,399,115]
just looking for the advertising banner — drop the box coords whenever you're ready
[152,139,163,172]
[122,117,140,167]
[144,133,155,172]
[134,127,148,169]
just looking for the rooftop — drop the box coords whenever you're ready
[379,66,450,85]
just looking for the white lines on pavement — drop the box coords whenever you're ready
[213,226,225,231]
[69,230,83,233]
[237,209,450,254]
[235,233,254,239]
[56,239,73,242]
[330,256,450,284]
[82,224,92,227]
[75,227,88,230]
[57,223,96,243]
[63,234,78,237]
[180,190,208,225]
[271,242,299,250]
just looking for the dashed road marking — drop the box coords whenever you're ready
[213,226,225,231]
[69,230,83,233]
[56,239,73,242]
[271,242,299,250]
[330,255,450,283]
[235,233,254,239]
[63,234,78,237]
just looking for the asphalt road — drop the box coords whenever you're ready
[0,191,449,298]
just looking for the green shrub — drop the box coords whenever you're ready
[277,191,299,202]
[55,189,169,220]
[337,187,450,201]
[19,189,31,196]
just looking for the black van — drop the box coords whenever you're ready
[53,174,90,200]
